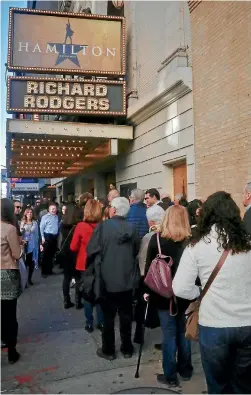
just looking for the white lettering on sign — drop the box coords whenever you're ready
[20,80,121,112]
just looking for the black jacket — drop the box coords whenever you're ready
[145,233,190,312]
[60,223,76,274]
[243,208,251,235]
[87,216,141,293]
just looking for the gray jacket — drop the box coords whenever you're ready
[87,217,141,293]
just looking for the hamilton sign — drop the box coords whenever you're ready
[7,77,126,116]
[8,8,125,75]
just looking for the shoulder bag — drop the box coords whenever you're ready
[185,249,230,341]
[53,225,76,266]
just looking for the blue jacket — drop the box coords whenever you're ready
[126,202,149,239]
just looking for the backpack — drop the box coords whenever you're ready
[144,232,174,300]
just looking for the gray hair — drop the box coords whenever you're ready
[146,205,165,224]
[111,197,130,217]
[246,182,251,193]
[130,188,145,202]
[175,193,183,201]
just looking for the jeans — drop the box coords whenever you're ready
[1,299,18,351]
[84,301,103,327]
[100,290,134,355]
[158,309,193,381]
[199,325,251,394]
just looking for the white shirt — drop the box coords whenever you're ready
[246,204,251,212]
[173,226,251,328]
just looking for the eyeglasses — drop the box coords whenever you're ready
[15,206,21,209]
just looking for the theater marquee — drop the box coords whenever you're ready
[7,77,126,116]
[8,8,125,75]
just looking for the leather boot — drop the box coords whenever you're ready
[64,296,74,309]
[28,264,34,285]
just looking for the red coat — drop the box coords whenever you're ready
[70,222,98,271]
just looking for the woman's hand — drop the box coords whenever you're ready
[143,293,149,302]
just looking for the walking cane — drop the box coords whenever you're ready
[135,300,149,379]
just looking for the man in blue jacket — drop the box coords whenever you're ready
[127,189,149,239]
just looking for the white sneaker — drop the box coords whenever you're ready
[70,278,76,288]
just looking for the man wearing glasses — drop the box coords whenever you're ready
[13,200,22,239]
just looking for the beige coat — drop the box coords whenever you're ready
[1,222,21,270]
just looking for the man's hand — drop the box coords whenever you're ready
[143,293,149,302]
[40,244,44,252]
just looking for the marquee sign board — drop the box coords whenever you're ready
[7,8,125,75]
[7,77,126,116]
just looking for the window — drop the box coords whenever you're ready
[107,1,124,17]
[120,183,137,199]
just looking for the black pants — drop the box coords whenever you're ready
[25,252,34,282]
[63,270,77,300]
[74,270,84,305]
[41,233,58,275]
[1,299,18,351]
[100,290,133,355]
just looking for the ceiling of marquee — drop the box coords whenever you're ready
[7,134,111,179]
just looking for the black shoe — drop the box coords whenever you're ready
[121,346,134,359]
[122,352,133,359]
[64,301,75,309]
[28,279,34,286]
[1,341,7,349]
[42,274,47,278]
[85,324,94,333]
[8,349,20,364]
[154,343,162,351]
[157,374,180,388]
[96,348,116,361]
[97,324,104,331]
[76,302,84,310]
[179,374,192,381]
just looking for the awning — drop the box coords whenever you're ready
[7,119,133,179]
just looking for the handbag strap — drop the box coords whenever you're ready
[199,250,230,303]
[156,232,162,256]
[60,225,76,253]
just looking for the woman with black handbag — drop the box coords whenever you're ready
[59,204,82,309]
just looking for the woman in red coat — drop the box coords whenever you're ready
[70,199,103,332]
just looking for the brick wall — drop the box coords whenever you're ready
[190,1,251,208]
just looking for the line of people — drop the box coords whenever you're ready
[1,182,251,394]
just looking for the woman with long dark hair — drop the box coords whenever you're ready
[173,191,251,394]
[20,208,39,285]
[144,205,193,388]
[60,203,81,309]
[1,199,22,364]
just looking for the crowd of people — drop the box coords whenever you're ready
[1,181,251,394]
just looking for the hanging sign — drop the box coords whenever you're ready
[7,76,126,116]
[8,8,125,75]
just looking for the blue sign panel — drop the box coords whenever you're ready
[10,178,38,183]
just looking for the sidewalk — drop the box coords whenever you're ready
[1,271,206,394]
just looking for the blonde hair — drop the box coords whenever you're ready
[160,205,191,242]
[84,199,102,223]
